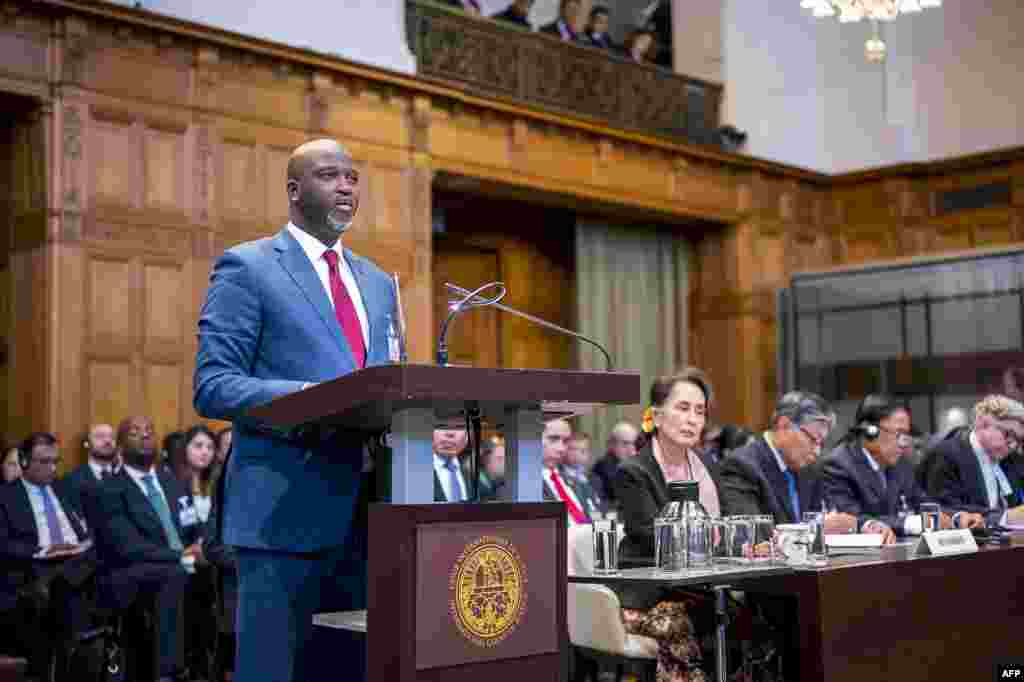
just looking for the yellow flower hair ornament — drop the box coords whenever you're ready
[641,406,655,434]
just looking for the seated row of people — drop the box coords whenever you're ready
[0,418,236,682]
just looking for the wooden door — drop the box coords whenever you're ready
[432,242,501,367]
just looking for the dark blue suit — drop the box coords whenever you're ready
[718,436,823,524]
[194,226,395,682]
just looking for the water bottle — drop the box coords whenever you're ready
[386,314,402,363]
[678,481,712,569]
[653,482,688,572]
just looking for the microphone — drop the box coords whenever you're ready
[443,282,615,371]
[437,282,507,366]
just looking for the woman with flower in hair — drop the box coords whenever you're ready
[611,367,723,682]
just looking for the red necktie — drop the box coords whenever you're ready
[550,469,588,524]
[323,250,366,368]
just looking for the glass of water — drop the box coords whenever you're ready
[726,516,755,563]
[920,502,941,533]
[749,515,777,563]
[802,511,828,566]
[592,516,620,575]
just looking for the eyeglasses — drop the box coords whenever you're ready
[994,424,1022,451]
[878,425,913,443]
[799,426,826,447]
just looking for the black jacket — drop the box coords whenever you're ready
[613,443,720,566]
[925,430,1024,524]
[92,468,200,570]
[0,480,91,609]
[718,436,823,524]
[822,441,933,535]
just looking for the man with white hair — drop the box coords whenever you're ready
[927,395,1024,528]
[589,421,639,509]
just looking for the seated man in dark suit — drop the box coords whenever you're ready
[0,432,96,680]
[93,416,204,682]
[926,395,1024,528]
[432,425,471,503]
[541,419,592,525]
[563,431,605,515]
[539,0,581,41]
[492,0,533,29]
[59,423,119,523]
[823,395,954,541]
[583,5,616,50]
[718,391,859,534]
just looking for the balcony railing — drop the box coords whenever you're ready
[406,1,722,147]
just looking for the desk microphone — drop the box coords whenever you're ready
[441,282,615,371]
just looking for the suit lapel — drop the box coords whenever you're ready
[117,472,165,543]
[344,248,377,361]
[13,483,40,541]
[158,471,186,538]
[851,447,887,504]
[757,443,796,523]
[957,438,990,507]
[272,229,352,365]
[53,485,89,539]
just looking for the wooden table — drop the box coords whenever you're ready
[746,545,1024,682]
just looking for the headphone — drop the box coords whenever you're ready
[17,448,29,469]
[857,423,880,440]
[853,394,906,442]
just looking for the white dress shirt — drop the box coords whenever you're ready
[21,479,80,550]
[286,222,370,348]
[861,448,922,535]
[433,453,467,502]
[88,458,115,480]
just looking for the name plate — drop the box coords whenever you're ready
[915,529,978,557]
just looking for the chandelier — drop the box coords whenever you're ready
[800,0,943,62]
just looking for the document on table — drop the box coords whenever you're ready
[825,534,884,555]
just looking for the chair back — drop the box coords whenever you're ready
[566,524,594,575]
[567,583,628,653]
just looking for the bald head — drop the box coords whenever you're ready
[286,138,361,245]
[116,415,158,471]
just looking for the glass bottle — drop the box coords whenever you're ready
[678,480,712,569]
[653,482,689,572]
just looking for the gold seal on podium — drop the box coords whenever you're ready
[449,535,527,648]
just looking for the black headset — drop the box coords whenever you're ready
[857,423,881,440]
[17,446,31,469]
[853,394,906,442]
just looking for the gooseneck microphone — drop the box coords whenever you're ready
[436,281,507,366]
[443,282,615,371]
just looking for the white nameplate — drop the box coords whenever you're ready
[915,529,978,557]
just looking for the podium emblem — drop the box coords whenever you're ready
[449,535,527,648]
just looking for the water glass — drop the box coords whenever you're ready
[592,517,619,575]
[920,502,941,533]
[725,516,755,563]
[687,515,713,569]
[749,515,777,563]
[711,518,732,565]
[654,518,684,573]
[802,511,828,565]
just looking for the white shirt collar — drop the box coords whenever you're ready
[969,430,991,462]
[20,477,47,495]
[861,447,883,473]
[88,457,114,479]
[123,463,158,492]
[287,221,343,266]
[763,432,788,473]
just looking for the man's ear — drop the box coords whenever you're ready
[286,179,300,202]
[975,414,991,430]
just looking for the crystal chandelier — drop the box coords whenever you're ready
[800,0,943,62]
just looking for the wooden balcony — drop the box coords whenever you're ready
[406,1,723,147]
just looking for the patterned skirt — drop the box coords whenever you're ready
[622,598,708,682]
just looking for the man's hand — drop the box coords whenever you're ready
[43,543,79,557]
[955,512,985,529]
[823,512,857,534]
[938,512,954,530]
[183,542,205,564]
[861,520,896,545]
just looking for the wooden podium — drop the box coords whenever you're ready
[251,364,641,681]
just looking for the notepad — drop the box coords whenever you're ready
[825,534,885,553]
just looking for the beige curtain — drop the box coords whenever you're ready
[574,219,690,452]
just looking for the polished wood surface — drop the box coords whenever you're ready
[748,546,1024,682]
[0,0,1021,462]
[248,364,642,429]
[368,502,568,682]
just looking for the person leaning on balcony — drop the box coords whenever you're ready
[539,0,581,42]
[583,5,616,50]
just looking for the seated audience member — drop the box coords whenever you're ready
[589,421,639,509]
[492,0,533,29]
[2,446,20,483]
[0,433,96,680]
[542,419,591,525]
[822,395,953,541]
[539,0,581,41]
[160,430,186,475]
[60,422,118,519]
[620,25,656,64]
[440,0,481,15]
[702,424,753,467]
[93,416,203,682]
[583,5,615,49]
[214,426,233,464]
[612,368,722,680]
[926,395,1024,528]
[479,435,506,501]
[433,424,470,503]
[616,368,721,566]
[171,425,218,524]
[563,431,604,514]
[718,392,859,535]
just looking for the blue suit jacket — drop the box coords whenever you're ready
[194,227,396,552]
[718,436,823,524]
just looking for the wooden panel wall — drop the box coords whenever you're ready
[0,1,1020,465]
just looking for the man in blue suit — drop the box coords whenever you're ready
[194,139,397,682]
